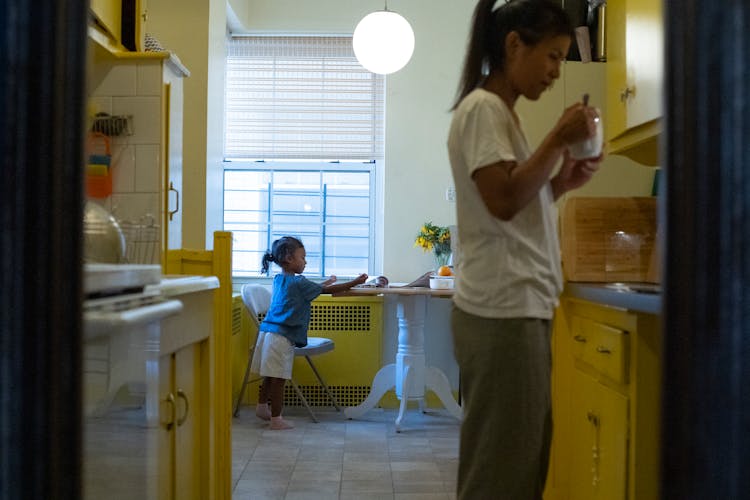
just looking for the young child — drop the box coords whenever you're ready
[250,236,367,430]
[448,0,603,498]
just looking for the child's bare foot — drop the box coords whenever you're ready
[269,416,294,430]
[255,403,271,421]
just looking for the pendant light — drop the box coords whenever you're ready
[353,2,415,75]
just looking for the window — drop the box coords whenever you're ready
[223,36,384,277]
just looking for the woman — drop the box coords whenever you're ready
[447,0,603,498]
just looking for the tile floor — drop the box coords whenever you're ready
[231,406,460,500]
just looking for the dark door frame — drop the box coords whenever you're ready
[0,1,87,498]
[2,0,750,498]
[662,0,750,498]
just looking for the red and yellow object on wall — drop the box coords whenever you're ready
[85,132,112,199]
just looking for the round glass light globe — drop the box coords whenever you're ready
[353,10,415,75]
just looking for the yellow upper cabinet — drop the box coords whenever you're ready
[605,0,664,165]
[89,0,147,53]
[89,0,122,45]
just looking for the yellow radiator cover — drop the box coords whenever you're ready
[231,293,384,407]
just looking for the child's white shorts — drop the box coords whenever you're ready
[250,331,294,380]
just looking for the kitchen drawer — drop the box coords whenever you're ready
[570,315,629,384]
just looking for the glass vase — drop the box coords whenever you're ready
[433,248,451,271]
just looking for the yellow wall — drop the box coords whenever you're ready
[146,0,226,250]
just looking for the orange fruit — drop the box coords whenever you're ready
[437,265,453,276]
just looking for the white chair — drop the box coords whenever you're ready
[233,283,341,422]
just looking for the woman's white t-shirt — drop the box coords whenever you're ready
[447,88,563,320]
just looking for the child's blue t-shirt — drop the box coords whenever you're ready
[259,273,323,347]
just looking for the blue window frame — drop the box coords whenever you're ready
[224,162,375,277]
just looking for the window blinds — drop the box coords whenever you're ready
[225,36,385,161]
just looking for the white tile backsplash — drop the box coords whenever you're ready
[111,144,135,193]
[112,96,161,145]
[135,145,160,193]
[110,192,160,225]
[87,58,168,257]
[90,63,137,97]
[136,62,163,96]
[87,96,112,117]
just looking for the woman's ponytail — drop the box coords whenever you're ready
[451,0,498,110]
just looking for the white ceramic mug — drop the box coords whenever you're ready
[569,109,603,160]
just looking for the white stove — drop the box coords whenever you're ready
[82,264,183,417]
[83,264,182,340]
[82,265,219,500]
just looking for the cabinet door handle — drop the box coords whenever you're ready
[596,346,612,354]
[587,411,601,486]
[620,86,635,102]
[168,181,180,221]
[163,393,176,431]
[176,389,189,426]
[587,411,600,427]
[574,335,587,343]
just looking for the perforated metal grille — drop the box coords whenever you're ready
[231,297,243,336]
[238,296,382,408]
[309,304,371,332]
[279,385,372,407]
[258,303,372,332]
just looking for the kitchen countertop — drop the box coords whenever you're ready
[565,282,662,315]
[145,275,220,296]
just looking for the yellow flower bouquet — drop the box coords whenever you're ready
[415,222,452,268]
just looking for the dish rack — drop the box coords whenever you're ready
[119,215,159,264]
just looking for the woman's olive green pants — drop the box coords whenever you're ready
[451,306,553,500]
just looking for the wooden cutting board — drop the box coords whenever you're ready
[561,197,659,283]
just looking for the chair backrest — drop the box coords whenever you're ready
[240,283,272,329]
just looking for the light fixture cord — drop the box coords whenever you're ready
[384,0,389,11]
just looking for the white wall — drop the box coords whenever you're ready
[226,0,474,282]
[225,0,656,281]
[150,0,654,277]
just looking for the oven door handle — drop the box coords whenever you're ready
[84,299,183,340]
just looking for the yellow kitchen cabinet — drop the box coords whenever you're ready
[154,278,218,500]
[547,297,661,500]
[158,341,209,500]
[89,0,147,52]
[164,232,234,500]
[605,0,664,165]
[569,368,629,500]
[89,0,122,45]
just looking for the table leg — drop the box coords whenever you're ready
[344,363,396,419]
[425,366,463,420]
[346,293,462,428]
[395,364,413,432]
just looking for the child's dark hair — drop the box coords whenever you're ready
[451,0,573,110]
[260,236,304,275]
